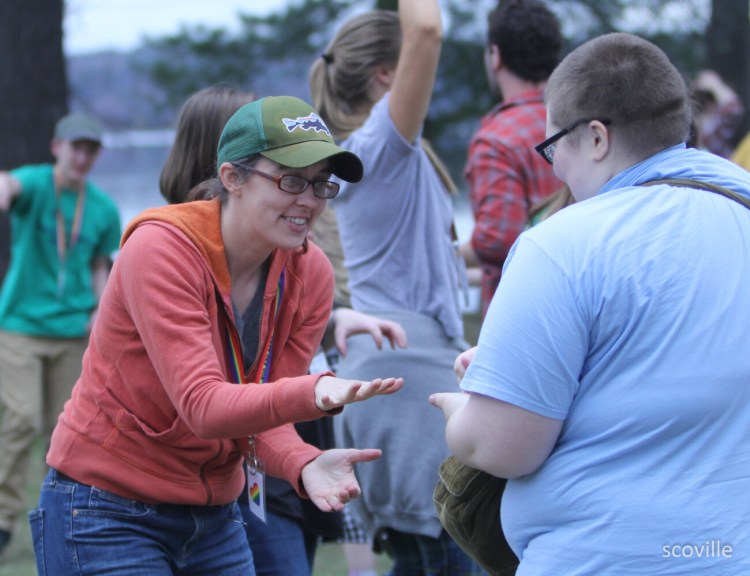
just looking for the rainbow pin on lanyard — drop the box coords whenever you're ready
[224,269,285,524]
[54,174,86,299]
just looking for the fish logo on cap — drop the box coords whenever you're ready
[282,113,331,136]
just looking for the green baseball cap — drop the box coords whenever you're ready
[54,112,103,145]
[216,96,363,183]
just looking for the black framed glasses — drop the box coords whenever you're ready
[237,164,340,199]
[534,118,612,165]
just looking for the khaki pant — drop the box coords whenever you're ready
[0,330,87,531]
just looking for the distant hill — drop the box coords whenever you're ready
[68,50,170,130]
[65,47,477,180]
[67,49,311,132]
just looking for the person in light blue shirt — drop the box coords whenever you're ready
[432,32,750,575]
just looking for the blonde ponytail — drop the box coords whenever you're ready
[309,11,401,140]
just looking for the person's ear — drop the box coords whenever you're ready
[487,45,502,73]
[589,120,611,162]
[218,162,242,196]
[373,65,395,89]
[50,138,61,158]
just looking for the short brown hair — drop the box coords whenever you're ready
[488,0,561,83]
[545,33,691,159]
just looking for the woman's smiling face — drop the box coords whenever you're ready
[232,157,330,253]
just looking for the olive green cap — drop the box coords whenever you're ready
[216,96,363,183]
[54,112,103,145]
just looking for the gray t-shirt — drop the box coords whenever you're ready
[332,94,464,339]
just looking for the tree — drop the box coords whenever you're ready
[0,0,68,167]
[0,0,68,279]
[141,0,360,110]
[548,0,709,70]
[706,0,750,144]
[142,0,490,176]
[141,0,750,181]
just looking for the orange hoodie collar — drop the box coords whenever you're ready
[122,199,231,294]
[122,199,294,302]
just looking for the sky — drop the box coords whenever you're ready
[64,0,291,56]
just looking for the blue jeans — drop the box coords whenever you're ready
[29,468,256,576]
[379,528,484,576]
[241,500,315,575]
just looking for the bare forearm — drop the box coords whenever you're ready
[389,0,442,143]
[444,394,563,480]
[0,173,21,211]
[90,257,112,303]
[458,241,479,267]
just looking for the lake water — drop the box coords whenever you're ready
[90,141,172,228]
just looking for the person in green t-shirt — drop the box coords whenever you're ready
[0,112,121,555]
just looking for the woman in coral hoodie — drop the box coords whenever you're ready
[30,96,403,576]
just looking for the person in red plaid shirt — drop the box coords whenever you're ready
[460,0,563,316]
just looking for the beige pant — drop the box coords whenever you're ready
[0,330,88,531]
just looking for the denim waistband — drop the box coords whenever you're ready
[49,468,237,511]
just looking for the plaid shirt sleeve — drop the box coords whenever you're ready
[466,131,530,267]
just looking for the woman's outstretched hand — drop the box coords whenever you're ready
[315,376,404,412]
[301,448,382,512]
[332,308,408,357]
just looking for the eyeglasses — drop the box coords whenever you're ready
[534,118,612,165]
[236,164,340,199]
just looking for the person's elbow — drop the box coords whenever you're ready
[420,21,442,45]
[404,15,442,49]
[444,396,562,479]
[445,428,544,480]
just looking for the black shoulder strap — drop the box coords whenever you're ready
[640,178,750,211]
